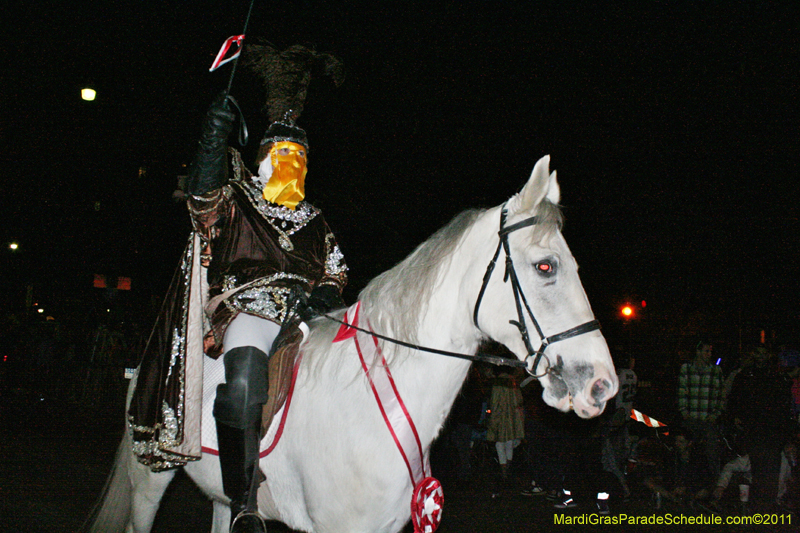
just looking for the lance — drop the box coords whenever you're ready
[208,0,256,144]
[225,0,255,96]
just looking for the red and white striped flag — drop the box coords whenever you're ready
[630,409,667,428]
[210,35,245,72]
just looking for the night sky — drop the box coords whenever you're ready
[2,2,798,362]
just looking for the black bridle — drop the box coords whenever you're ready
[473,204,601,377]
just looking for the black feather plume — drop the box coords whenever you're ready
[244,43,344,123]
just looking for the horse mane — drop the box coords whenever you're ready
[358,200,562,350]
[359,209,485,348]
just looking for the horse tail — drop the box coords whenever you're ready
[80,433,133,533]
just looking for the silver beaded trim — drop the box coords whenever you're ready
[229,147,320,250]
[325,233,347,277]
[129,234,196,470]
[241,178,318,222]
[224,273,311,323]
[222,274,238,293]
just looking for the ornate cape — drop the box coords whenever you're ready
[128,148,347,470]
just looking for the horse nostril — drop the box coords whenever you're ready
[591,378,611,402]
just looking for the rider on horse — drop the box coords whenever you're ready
[128,44,347,532]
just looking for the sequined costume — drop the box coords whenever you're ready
[128,147,347,470]
[195,148,347,359]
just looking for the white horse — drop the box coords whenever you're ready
[88,155,617,533]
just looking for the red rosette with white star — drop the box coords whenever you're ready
[410,477,444,533]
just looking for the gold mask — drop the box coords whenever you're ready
[262,141,307,210]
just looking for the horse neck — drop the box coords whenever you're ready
[384,338,474,447]
[377,215,495,443]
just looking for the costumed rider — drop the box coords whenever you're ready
[190,45,347,531]
[198,47,347,531]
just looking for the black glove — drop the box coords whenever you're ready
[187,92,236,195]
[297,285,344,322]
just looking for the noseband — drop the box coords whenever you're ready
[473,204,601,377]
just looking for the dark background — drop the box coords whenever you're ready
[1,2,798,418]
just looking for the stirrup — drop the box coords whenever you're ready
[231,509,267,533]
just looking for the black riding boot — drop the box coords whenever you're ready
[216,415,266,532]
[214,346,270,533]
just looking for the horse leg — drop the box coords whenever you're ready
[129,463,177,533]
[86,437,133,533]
[184,455,229,533]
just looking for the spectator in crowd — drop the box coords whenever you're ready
[777,345,800,422]
[547,415,617,515]
[519,376,558,497]
[710,451,752,513]
[643,427,714,508]
[600,352,637,500]
[721,350,754,414]
[677,339,724,482]
[727,345,794,507]
[447,365,489,480]
[486,367,525,480]
[777,438,798,510]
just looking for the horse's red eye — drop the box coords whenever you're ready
[535,261,556,276]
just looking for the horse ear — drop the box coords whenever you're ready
[509,155,560,214]
[547,170,560,205]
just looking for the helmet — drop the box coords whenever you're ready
[261,112,308,150]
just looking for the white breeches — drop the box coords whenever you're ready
[223,313,282,354]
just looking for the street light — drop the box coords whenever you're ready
[621,304,635,319]
[81,87,97,101]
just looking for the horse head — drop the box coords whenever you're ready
[473,156,617,418]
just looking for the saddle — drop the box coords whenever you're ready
[261,321,304,438]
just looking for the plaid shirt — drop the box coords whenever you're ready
[677,361,723,421]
